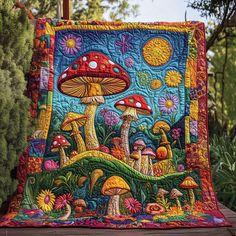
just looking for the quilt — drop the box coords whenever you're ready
[0,19,230,229]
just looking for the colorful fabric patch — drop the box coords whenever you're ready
[0,19,229,229]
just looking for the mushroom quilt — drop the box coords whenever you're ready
[0,19,230,229]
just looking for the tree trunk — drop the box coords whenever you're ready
[107,195,120,216]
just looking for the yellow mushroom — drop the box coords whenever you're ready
[90,169,104,194]
[101,176,130,216]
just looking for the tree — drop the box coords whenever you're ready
[208,28,236,131]
[24,0,139,21]
[0,0,33,208]
[188,0,236,51]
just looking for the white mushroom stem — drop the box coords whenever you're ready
[59,147,67,168]
[148,157,154,176]
[120,108,138,163]
[59,203,71,220]
[71,121,86,153]
[133,149,142,172]
[81,96,104,150]
[175,197,182,210]
[140,155,149,175]
[107,195,120,216]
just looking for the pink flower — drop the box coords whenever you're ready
[44,160,59,170]
[145,203,165,215]
[172,128,181,140]
[124,57,134,68]
[99,145,110,154]
[54,193,73,209]
[124,197,142,214]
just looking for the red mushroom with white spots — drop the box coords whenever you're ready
[114,94,152,164]
[51,135,71,168]
[58,52,130,150]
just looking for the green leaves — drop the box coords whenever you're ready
[210,134,236,210]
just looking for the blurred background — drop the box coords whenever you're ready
[0,0,235,213]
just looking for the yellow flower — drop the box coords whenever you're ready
[150,79,162,90]
[37,189,56,212]
[165,70,182,87]
[190,100,198,120]
[139,124,146,131]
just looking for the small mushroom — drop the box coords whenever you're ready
[156,188,169,203]
[115,95,152,163]
[51,135,71,168]
[62,112,87,154]
[141,147,156,175]
[101,176,130,216]
[90,169,104,194]
[152,121,172,159]
[58,52,130,150]
[73,199,87,213]
[170,188,183,210]
[179,176,198,210]
[112,137,122,148]
[132,139,146,172]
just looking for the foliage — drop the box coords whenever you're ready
[208,27,236,131]
[0,0,33,208]
[210,134,236,211]
[24,0,139,21]
[188,0,236,50]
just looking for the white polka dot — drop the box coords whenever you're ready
[82,57,87,61]
[53,141,57,145]
[58,135,61,138]
[65,67,69,71]
[119,100,125,104]
[89,61,97,69]
[147,105,151,110]
[62,140,66,143]
[136,102,142,108]
[108,60,115,65]
[62,73,67,79]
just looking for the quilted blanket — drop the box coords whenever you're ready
[0,19,230,228]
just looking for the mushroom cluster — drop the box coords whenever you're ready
[58,52,131,151]
[115,95,152,163]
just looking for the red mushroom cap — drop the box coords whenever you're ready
[58,52,130,98]
[115,94,152,115]
[142,147,156,158]
[51,135,71,152]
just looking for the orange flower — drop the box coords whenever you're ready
[27,157,43,173]
[145,203,165,215]
[167,206,184,216]
[111,146,125,161]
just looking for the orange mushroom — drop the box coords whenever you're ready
[58,52,130,150]
[179,176,198,209]
[101,176,130,216]
[152,121,172,159]
[62,112,87,154]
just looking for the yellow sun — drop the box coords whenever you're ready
[142,38,172,66]
[37,189,55,212]
[66,38,76,48]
